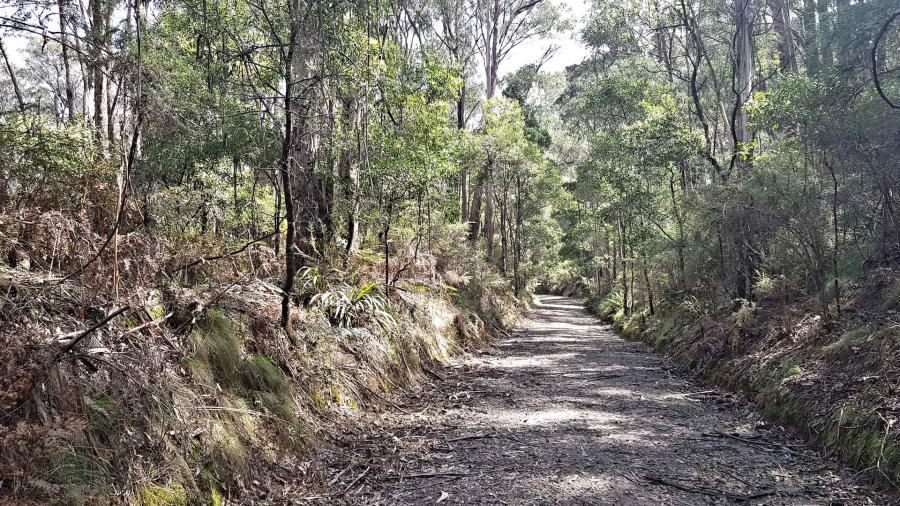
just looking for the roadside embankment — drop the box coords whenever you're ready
[586,270,900,491]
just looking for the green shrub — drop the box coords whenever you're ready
[881,280,900,311]
[309,281,397,330]
[596,291,624,319]
[653,334,669,350]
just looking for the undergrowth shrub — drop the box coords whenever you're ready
[598,290,624,319]
[308,281,396,330]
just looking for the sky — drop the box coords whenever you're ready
[1,0,592,79]
[499,0,591,79]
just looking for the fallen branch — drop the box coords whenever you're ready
[529,370,625,380]
[121,311,173,337]
[170,231,277,274]
[328,462,355,487]
[360,382,410,414]
[445,432,495,443]
[644,474,773,502]
[54,306,129,361]
[402,471,468,479]
[872,10,900,109]
[0,306,131,421]
[423,366,445,381]
[708,429,806,451]
[337,466,369,497]
[491,426,534,446]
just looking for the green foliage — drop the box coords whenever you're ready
[732,299,755,328]
[0,118,105,209]
[309,282,397,330]
[190,311,297,422]
[136,483,188,506]
[296,266,326,297]
[783,364,802,378]
[595,291,624,319]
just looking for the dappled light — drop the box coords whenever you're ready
[2,0,898,501]
[314,296,883,504]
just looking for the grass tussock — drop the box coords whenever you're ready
[0,219,521,504]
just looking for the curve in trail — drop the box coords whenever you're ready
[317,295,889,505]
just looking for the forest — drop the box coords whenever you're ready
[1,0,899,503]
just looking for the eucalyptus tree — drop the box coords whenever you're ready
[552,0,900,322]
[466,0,564,253]
[421,0,480,220]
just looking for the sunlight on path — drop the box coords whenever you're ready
[319,295,885,505]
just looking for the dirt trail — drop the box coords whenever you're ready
[313,295,891,505]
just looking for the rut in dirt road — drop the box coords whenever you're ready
[317,295,890,505]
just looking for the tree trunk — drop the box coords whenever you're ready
[801,0,819,72]
[468,183,483,240]
[485,0,500,100]
[341,98,361,256]
[733,0,754,169]
[669,170,686,282]
[91,0,109,155]
[279,12,300,341]
[480,0,500,256]
[643,262,655,316]
[383,209,392,292]
[0,38,12,203]
[769,0,797,72]
[288,9,323,260]
[458,85,469,222]
[514,174,524,296]
[0,37,25,115]
[619,217,629,316]
[826,156,841,316]
[817,0,832,69]
[107,76,118,145]
[57,0,77,122]
[499,189,507,274]
[484,161,495,259]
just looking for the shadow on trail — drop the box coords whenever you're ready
[315,295,886,505]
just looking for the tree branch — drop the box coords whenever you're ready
[872,10,900,109]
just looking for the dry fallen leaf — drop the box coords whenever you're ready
[436,491,449,503]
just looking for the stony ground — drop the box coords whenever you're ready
[307,295,893,505]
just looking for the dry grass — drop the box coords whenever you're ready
[0,211,519,504]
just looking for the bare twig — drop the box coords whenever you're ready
[328,461,355,486]
[706,430,806,452]
[170,231,278,274]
